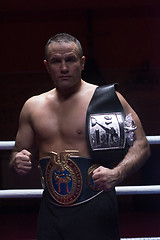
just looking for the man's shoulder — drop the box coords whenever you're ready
[82,81,98,93]
[23,89,55,109]
[28,89,54,102]
[83,81,98,88]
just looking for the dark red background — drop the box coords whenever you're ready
[0,0,160,239]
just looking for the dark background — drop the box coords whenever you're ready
[0,0,160,239]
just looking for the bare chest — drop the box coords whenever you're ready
[32,98,89,143]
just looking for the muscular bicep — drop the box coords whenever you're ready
[14,101,36,154]
[116,91,147,140]
[112,92,150,185]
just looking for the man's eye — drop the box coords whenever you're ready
[51,59,61,64]
[66,57,76,62]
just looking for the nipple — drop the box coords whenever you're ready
[77,129,82,135]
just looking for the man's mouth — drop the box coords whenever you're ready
[59,76,70,79]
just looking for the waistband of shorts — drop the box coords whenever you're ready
[38,153,103,207]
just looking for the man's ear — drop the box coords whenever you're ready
[44,60,50,73]
[81,56,85,70]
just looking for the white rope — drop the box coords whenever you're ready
[0,185,160,198]
[0,136,160,150]
[1,139,159,240]
[115,185,160,195]
[146,135,160,145]
[21,239,160,240]
[121,238,160,240]
[6,237,158,240]
[0,137,159,199]
[0,189,43,198]
[0,141,15,150]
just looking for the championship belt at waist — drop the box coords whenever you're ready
[86,83,137,167]
[38,151,102,207]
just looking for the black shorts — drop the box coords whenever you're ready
[37,190,120,240]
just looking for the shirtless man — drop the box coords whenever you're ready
[10,33,150,240]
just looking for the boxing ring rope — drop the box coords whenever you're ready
[0,135,160,199]
[0,136,160,150]
[0,185,160,199]
[0,136,160,240]
[0,141,15,150]
[121,238,160,240]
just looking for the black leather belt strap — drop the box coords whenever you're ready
[86,83,129,167]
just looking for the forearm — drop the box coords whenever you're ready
[113,137,151,185]
[9,140,24,167]
[9,146,19,169]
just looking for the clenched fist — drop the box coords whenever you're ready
[13,149,32,176]
[92,166,119,191]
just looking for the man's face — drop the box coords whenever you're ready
[44,41,85,90]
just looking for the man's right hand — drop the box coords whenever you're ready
[13,149,32,176]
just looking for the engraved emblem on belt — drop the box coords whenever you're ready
[88,164,100,191]
[89,112,125,151]
[45,151,82,205]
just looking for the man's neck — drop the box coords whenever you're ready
[56,80,83,100]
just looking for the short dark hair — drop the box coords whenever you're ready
[45,33,83,60]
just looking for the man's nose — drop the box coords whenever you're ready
[60,60,68,73]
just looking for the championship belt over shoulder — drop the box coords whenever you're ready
[86,83,137,167]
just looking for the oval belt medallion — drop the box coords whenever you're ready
[88,164,100,191]
[45,152,83,205]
